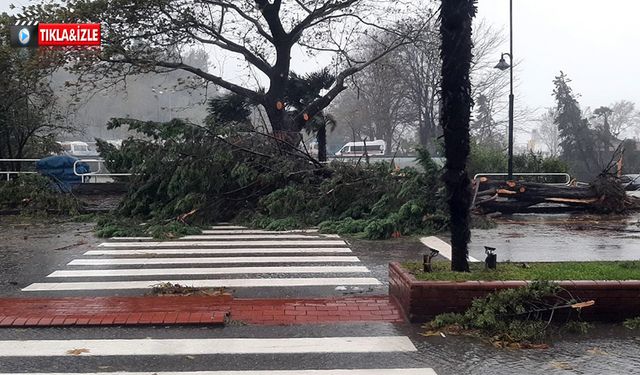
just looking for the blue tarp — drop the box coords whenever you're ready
[36,155,90,192]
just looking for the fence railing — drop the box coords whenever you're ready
[0,159,41,181]
[0,158,132,183]
[72,159,132,179]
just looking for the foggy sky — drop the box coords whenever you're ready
[477,0,640,113]
[3,0,640,133]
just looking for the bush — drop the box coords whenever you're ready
[426,281,588,345]
[468,141,569,181]
[0,174,81,215]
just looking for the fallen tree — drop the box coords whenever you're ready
[474,173,640,214]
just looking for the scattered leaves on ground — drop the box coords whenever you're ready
[66,348,90,356]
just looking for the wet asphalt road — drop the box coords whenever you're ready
[1,323,639,375]
[0,217,426,299]
[469,212,640,262]
[4,213,640,298]
[2,215,640,374]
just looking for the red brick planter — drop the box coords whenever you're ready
[389,262,640,323]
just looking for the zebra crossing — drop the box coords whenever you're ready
[22,225,383,294]
[7,224,438,374]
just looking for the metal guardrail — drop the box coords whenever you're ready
[0,159,41,181]
[1,171,38,181]
[72,159,132,177]
[473,172,572,186]
[0,159,40,162]
[0,158,132,183]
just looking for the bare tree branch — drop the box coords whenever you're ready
[202,0,275,44]
[102,56,261,101]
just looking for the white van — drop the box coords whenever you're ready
[335,140,386,157]
[57,141,94,157]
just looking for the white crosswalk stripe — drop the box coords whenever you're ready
[48,266,371,278]
[207,225,248,229]
[84,247,352,255]
[202,229,326,234]
[111,232,341,239]
[109,234,341,240]
[0,371,437,375]
[0,337,415,356]
[68,256,361,266]
[24,277,382,291]
[97,240,348,248]
[23,225,383,293]
[0,336,436,374]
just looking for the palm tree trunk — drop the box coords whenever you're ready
[439,0,477,272]
[317,123,327,162]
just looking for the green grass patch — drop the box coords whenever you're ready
[404,261,640,281]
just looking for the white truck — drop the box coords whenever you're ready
[334,140,386,157]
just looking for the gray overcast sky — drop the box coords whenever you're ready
[477,0,640,113]
[3,0,639,116]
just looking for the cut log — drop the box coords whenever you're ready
[474,174,640,214]
[545,197,599,204]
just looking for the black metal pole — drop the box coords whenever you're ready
[507,0,514,180]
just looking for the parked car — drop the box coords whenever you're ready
[57,141,97,158]
[620,174,640,191]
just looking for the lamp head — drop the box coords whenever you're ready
[494,57,510,71]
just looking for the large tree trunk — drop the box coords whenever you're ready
[439,0,477,272]
[475,175,639,213]
[264,103,301,146]
[317,123,327,162]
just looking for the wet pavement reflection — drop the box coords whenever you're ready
[470,213,640,262]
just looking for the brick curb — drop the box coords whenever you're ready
[0,295,404,327]
[389,261,640,322]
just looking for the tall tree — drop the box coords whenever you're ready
[330,11,506,155]
[439,0,476,272]
[337,46,413,154]
[471,93,503,147]
[593,106,613,151]
[0,14,71,165]
[595,100,640,139]
[537,108,560,157]
[395,16,508,152]
[553,72,597,179]
[25,0,426,143]
[394,13,441,151]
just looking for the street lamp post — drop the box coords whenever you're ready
[494,0,514,180]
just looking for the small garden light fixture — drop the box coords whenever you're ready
[485,246,497,270]
[423,247,439,273]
